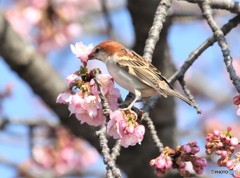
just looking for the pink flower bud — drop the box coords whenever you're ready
[225,137,230,144]
[182,144,191,153]
[213,130,220,136]
[230,146,235,152]
[194,166,204,174]
[233,163,240,177]
[221,150,228,158]
[237,106,240,116]
[154,154,173,170]
[231,137,239,146]
[216,142,223,148]
[191,147,200,155]
[205,142,213,149]
[220,133,226,139]
[226,159,236,169]
[206,149,212,154]
[178,161,186,168]
[233,95,240,105]
[215,150,222,155]
[194,157,207,167]
[227,127,232,131]
[206,133,213,141]
[149,159,156,166]
[189,141,197,146]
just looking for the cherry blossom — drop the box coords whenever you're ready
[233,95,240,116]
[76,109,106,126]
[21,127,99,177]
[150,143,207,177]
[56,42,120,126]
[225,153,240,178]
[107,109,145,148]
[4,0,100,54]
[150,152,173,171]
[70,42,94,65]
[56,91,72,104]
[206,127,239,167]
[66,73,78,83]
[68,94,85,114]
[90,74,120,110]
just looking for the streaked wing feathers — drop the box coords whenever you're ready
[113,49,174,96]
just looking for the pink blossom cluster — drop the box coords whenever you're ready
[176,142,207,176]
[150,147,173,177]
[107,109,145,148]
[226,152,240,178]
[5,0,99,54]
[206,127,239,166]
[57,42,120,126]
[150,142,207,177]
[20,127,99,177]
[233,95,240,116]
[57,71,120,126]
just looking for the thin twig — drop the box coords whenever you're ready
[100,0,113,38]
[93,69,121,178]
[178,77,201,113]
[143,11,240,114]
[0,156,17,167]
[110,140,121,162]
[92,68,110,118]
[0,117,58,128]
[142,113,164,152]
[181,0,240,14]
[96,126,121,178]
[169,14,240,84]
[29,125,34,159]
[143,0,173,62]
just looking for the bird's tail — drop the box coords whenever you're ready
[165,89,193,106]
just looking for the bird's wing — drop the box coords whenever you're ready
[113,48,174,97]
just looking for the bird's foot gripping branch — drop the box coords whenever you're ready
[56,41,207,177]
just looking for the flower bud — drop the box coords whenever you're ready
[233,95,240,105]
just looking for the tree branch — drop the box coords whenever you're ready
[96,126,121,178]
[169,14,240,88]
[142,113,164,152]
[181,0,240,14]
[143,0,173,61]
[93,69,121,178]
[200,1,240,93]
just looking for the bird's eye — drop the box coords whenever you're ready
[94,48,100,53]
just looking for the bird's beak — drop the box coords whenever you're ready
[88,52,95,60]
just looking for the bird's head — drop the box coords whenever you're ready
[88,40,125,62]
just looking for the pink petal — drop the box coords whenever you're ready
[66,73,78,83]
[231,137,239,146]
[56,92,72,104]
[237,106,240,116]
[70,42,94,63]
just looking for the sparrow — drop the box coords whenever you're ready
[88,40,192,109]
